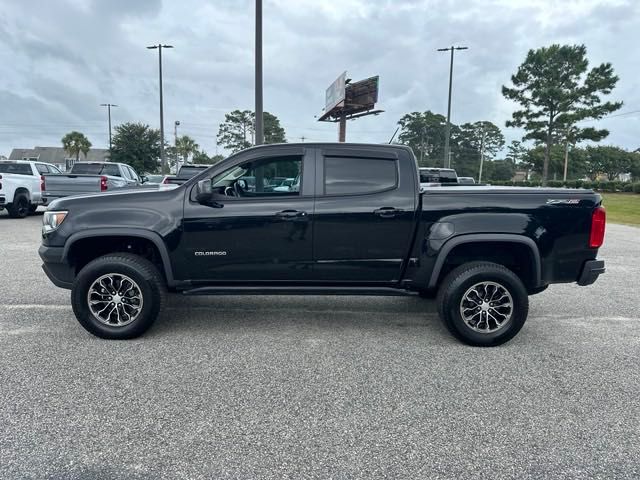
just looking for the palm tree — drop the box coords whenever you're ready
[61,131,92,164]
[176,135,199,165]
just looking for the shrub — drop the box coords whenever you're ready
[582,181,593,190]
[633,182,640,194]
[623,183,633,192]
[547,180,564,188]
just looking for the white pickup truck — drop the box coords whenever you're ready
[0,160,62,218]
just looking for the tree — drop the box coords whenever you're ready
[192,150,225,165]
[217,110,287,153]
[506,140,526,165]
[483,159,515,181]
[263,112,286,144]
[630,151,640,182]
[585,146,634,181]
[502,44,622,186]
[110,122,161,174]
[61,131,91,163]
[397,111,453,167]
[176,135,199,165]
[525,145,588,180]
[456,121,505,180]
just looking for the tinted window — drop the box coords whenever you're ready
[177,166,208,179]
[121,166,133,180]
[324,157,397,195]
[127,167,140,182]
[49,165,62,174]
[420,169,457,183]
[35,164,50,174]
[70,163,121,176]
[0,163,32,175]
[209,156,302,199]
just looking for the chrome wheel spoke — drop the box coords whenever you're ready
[88,273,143,327]
[459,281,513,334]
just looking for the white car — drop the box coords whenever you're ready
[0,160,62,218]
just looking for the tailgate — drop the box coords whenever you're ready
[43,174,103,197]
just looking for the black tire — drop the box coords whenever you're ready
[7,193,30,218]
[71,253,166,339]
[28,204,38,214]
[436,261,529,347]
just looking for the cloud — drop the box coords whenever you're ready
[0,0,637,157]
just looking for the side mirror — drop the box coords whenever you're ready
[195,179,223,208]
[196,179,212,203]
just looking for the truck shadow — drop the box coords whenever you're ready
[150,295,452,342]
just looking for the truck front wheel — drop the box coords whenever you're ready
[437,262,529,347]
[71,254,166,339]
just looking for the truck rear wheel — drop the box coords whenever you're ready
[437,261,529,347]
[7,193,30,218]
[71,253,166,339]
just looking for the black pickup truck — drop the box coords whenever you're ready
[39,143,606,346]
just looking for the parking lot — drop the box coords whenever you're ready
[1,209,639,479]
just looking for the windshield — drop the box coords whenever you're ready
[0,163,32,175]
[70,163,121,176]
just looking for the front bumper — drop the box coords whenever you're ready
[39,245,74,289]
[577,259,605,286]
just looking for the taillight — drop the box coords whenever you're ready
[100,176,108,191]
[589,206,606,248]
[40,175,46,192]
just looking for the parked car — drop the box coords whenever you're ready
[457,176,476,184]
[0,160,61,218]
[39,143,605,346]
[419,167,458,187]
[41,162,142,202]
[167,164,210,186]
[141,174,165,185]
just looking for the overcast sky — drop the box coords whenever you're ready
[0,0,638,158]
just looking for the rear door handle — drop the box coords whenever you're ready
[374,207,402,218]
[275,209,308,220]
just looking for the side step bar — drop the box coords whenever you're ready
[182,286,419,297]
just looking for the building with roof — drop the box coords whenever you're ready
[9,147,109,171]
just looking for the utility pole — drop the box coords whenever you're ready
[99,103,118,151]
[147,43,173,174]
[254,0,264,145]
[174,120,180,172]
[478,125,486,183]
[563,125,574,182]
[437,45,468,168]
[338,114,346,142]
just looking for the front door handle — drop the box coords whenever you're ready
[374,207,402,218]
[275,209,308,220]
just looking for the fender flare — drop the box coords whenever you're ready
[62,228,176,285]
[427,233,542,289]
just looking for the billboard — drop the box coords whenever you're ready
[345,75,379,111]
[325,71,346,113]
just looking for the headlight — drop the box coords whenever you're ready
[43,211,68,234]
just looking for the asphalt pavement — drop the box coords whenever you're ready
[1,208,639,479]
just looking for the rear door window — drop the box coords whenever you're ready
[324,156,397,195]
[0,163,33,175]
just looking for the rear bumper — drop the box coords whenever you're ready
[577,259,605,286]
[39,245,74,289]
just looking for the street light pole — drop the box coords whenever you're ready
[254,0,264,145]
[99,103,118,151]
[174,120,180,172]
[147,44,173,174]
[438,45,468,168]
